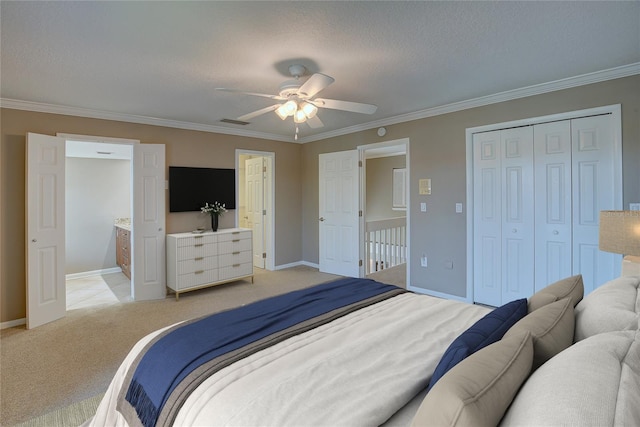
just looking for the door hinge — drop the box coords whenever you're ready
[263,252,267,259]
[263,210,267,215]
[358,160,363,167]
[359,210,363,217]
[263,166,267,173]
[359,259,363,267]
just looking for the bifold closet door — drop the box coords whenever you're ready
[473,127,534,306]
[571,115,618,294]
[533,121,572,292]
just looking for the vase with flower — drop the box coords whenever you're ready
[201,201,227,232]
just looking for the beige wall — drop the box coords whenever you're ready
[0,109,303,322]
[366,155,406,221]
[301,75,640,298]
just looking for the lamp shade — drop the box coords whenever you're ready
[599,210,640,256]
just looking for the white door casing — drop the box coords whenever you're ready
[246,157,265,269]
[469,105,622,305]
[319,150,360,277]
[132,144,166,300]
[26,133,66,329]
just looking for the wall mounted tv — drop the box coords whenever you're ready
[169,166,236,212]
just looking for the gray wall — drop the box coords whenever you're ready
[65,157,131,274]
[366,155,406,221]
[302,75,640,299]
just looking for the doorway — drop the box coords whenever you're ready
[64,139,133,310]
[236,150,275,271]
[318,138,409,282]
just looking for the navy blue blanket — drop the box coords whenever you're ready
[117,277,404,427]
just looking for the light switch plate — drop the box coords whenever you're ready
[420,202,427,212]
[455,203,463,213]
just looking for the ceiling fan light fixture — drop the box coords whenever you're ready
[275,105,289,120]
[283,100,297,116]
[301,102,318,119]
[294,109,307,123]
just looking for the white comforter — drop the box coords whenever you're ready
[88,292,489,427]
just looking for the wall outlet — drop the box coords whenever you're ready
[421,254,428,267]
[630,203,640,211]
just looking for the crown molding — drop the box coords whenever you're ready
[2,63,638,144]
[0,98,294,143]
[298,62,640,143]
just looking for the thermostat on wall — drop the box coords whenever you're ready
[377,127,387,137]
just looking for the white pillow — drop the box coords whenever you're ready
[574,276,639,341]
[500,330,640,426]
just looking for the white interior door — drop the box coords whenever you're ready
[246,157,265,269]
[132,144,166,300]
[473,131,502,305]
[501,127,535,302]
[26,133,66,329]
[534,121,572,291]
[571,115,619,293]
[319,150,360,277]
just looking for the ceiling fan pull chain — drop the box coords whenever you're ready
[295,125,299,141]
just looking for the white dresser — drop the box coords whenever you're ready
[166,228,253,300]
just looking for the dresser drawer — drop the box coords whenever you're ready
[219,250,252,267]
[218,238,251,254]
[178,256,218,274]
[176,243,217,260]
[175,269,219,290]
[219,263,253,281]
[176,234,217,247]
[217,230,251,243]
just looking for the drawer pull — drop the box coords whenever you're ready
[232,264,240,268]
[194,257,204,261]
[194,243,204,247]
[232,231,240,235]
[194,270,204,274]
[193,235,203,239]
[232,239,240,243]
[232,251,240,255]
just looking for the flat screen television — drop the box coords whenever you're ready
[169,166,236,212]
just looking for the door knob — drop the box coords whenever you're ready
[553,230,559,235]
[319,217,325,222]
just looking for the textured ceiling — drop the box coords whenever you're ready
[1,1,639,143]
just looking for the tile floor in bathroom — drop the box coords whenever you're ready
[66,271,132,311]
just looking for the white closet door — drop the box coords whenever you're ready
[572,115,618,294]
[473,131,502,306]
[534,121,572,292]
[501,127,535,302]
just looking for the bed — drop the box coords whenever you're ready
[86,277,491,427]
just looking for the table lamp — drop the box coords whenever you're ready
[599,210,640,276]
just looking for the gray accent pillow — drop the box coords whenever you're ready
[528,274,583,312]
[504,297,574,370]
[411,332,533,427]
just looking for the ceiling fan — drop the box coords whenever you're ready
[216,64,377,139]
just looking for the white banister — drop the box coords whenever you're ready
[365,217,407,274]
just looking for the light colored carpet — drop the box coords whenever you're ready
[1,264,405,426]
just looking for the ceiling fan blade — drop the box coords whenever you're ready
[306,115,324,129]
[216,88,285,100]
[237,104,280,121]
[298,73,335,98]
[313,98,377,114]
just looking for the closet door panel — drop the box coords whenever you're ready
[572,115,617,294]
[501,128,534,302]
[473,131,502,306]
[534,121,572,291]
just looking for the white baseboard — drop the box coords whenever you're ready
[407,284,472,304]
[1,318,26,330]
[65,267,121,281]
[275,260,319,270]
